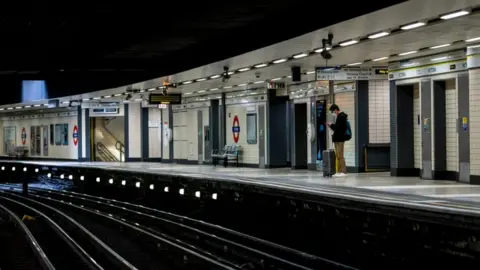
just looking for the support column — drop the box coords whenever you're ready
[355,80,369,172]
[467,47,479,184]
[124,104,129,160]
[432,81,448,179]
[308,96,317,170]
[141,107,149,160]
[420,79,433,179]
[77,106,83,161]
[85,109,91,161]
[168,104,174,161]
[210,100,219,153]
[219,93,226,148]
[457,73,470,183]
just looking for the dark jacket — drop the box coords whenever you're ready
[330,112,348,142]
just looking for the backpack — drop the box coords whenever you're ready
[344,120,352,141]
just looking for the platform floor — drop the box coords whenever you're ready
[11,161,480,205]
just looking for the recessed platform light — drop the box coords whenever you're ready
[340,40,358,46]
[238,67,250,72]
[368,32,389,39]
[398,51,417,56]
[273,59,287,64]
[254,63,267,68]
[440,10,469,20]
[182,81,192,84]
[401,22,425,30]
[196,78,206,82]
[293,53,308,59]
[430,44,451,49]
[209,75,220,79]
[373,56,389,61]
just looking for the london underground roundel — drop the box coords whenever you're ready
[73,125,78,146]
[232,116,240,143]
[21,127,27,145]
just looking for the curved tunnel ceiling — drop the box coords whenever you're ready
[0,1,406,104]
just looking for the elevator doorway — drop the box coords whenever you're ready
[293,103,308,169]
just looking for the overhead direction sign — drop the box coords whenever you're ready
[316,67,388,80]
[149,93,182,105]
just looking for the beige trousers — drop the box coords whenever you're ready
[334,142,347,174]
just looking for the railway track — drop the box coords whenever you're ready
[6,185,356,270]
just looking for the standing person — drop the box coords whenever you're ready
[327,104,349,176]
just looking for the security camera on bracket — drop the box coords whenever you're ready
[320,32,334,63]
[222,66,230,83]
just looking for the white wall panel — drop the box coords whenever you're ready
[148,108,162,158]
[173,110,188,159]
[413,83,421,169]
[161,108,170,159]
[445,79,458,172]
[128,103,142,158]
[334,91,356,167]
[469,69,480,176]
[2,114,78,159]
[81,109,87,158]
[225,103,265,165]
[368,80,390,143]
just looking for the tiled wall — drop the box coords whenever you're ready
[127,103,142,158]
[445,79,458,172]
[186,109,198,161]
[469,69,480,176]
[413,83,421,169]
[334,91,356,167]
[368,80,390,143]
[161,108,170,159]
[148,108,162,158]
[173,110,188,160]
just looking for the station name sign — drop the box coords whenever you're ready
[388,60,467,80]
[81,102,120,109]
[316,67,388,81]
[149,93,182,105]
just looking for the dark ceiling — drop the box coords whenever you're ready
[2,0,406,104]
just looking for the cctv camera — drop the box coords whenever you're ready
[321,50,332,60]
[255,71,261,78]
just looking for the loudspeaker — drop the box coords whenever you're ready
[291,66,301,82]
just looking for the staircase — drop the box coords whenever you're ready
[94,117,125,162]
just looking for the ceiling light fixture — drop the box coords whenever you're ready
[440,10,469,20]
[339,40,358,46]
[431,56,449,61]
[430,44,451,49]
[210,75,220,79]
[210,88,219,91]
[182,80,192,84]
[306,71,315,74]
[468,44,480,49]
[238,67,251,72]
[198,90,206,93]
[466,37,480,42]
[238,83,247,86]
[315,47,331,53]
[368,32,390,39]
[373,56,389,61]
[273,59,287,64]
[223,86,232,89]
[293,53,308,59]
[271,78,282,81]
[400,22,426,30]
[398,50,417,56]
[196,78,206,82]
[347,62,362,66]
[254,80,264,84]
[254,63,267,68]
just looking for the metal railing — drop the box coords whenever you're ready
[96,142,119,162]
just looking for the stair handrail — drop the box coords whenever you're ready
[96,142,119,162]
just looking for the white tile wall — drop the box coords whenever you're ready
[173,110,188,160]
[334,92,356,167]
[81,109,87,158]
[148,108,162,158]
[368,80,390,143]
[445,79,458,172]
[2,115,78,159]
[413,84,421,169]
[469,69,480,175]
[161,108,170,159]
[127,103,142,158]
[187,109,198,161]
[225,103,265,165]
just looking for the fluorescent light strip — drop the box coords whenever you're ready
[210,88,219,91]
[466,37,480,42]
[197,90,206,93]
[368,32,389,39]
[440,10,469,20]
[315,47,331,53]
[398,50,417,56]
[33,104,41,107]
[373,56,389,61]
[82,98,90,101]
[15,106,22,109]
[134,98,142,102]
[62,101,69,104]
[468,44,480,49]
[24,105,31,108]
[227,71,235,75]
[293,53,308,59]
[93,97,101,100]
[306,71,315,74]
[223,86,232,89]
[196,78,206,82]
[430,43,450,49]
[431,56,448,61]
[401,22,425,30]
[347,62,362,66]
[238,67,250,72]
[273,59,287,64]
[182,81,192,84]
[339,40,358,46]
[238,83,247,86]
[104,95,111,98]
[254,80,264,84]
[210,75,220,79]
[114,93,122,97]
[254,63,267,68]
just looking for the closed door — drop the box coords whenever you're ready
[258,105,266,168]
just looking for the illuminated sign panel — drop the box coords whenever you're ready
[149,94,182,105]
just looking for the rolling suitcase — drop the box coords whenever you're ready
[322,149,336,177]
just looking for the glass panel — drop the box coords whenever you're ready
[246,113,257,144]
[55,124,62,145]
[62,123,69,145]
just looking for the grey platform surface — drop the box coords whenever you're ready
[5,161,480,215]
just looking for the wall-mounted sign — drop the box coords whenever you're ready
[388,59,467,80]
[148,121,159,128]
[82,102,120,109]
[158,104,168,109]
[21,127,27,145]
[149,93,182,105]
[72,125,78,146]
[232,115,240,143]
[266,81,286,90]
[316,67,388,81]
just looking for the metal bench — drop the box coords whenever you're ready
[212,145,241,167]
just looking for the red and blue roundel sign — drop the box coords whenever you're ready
[21,127,27,145]
[232,115,240,143]
[72,125,78,146]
